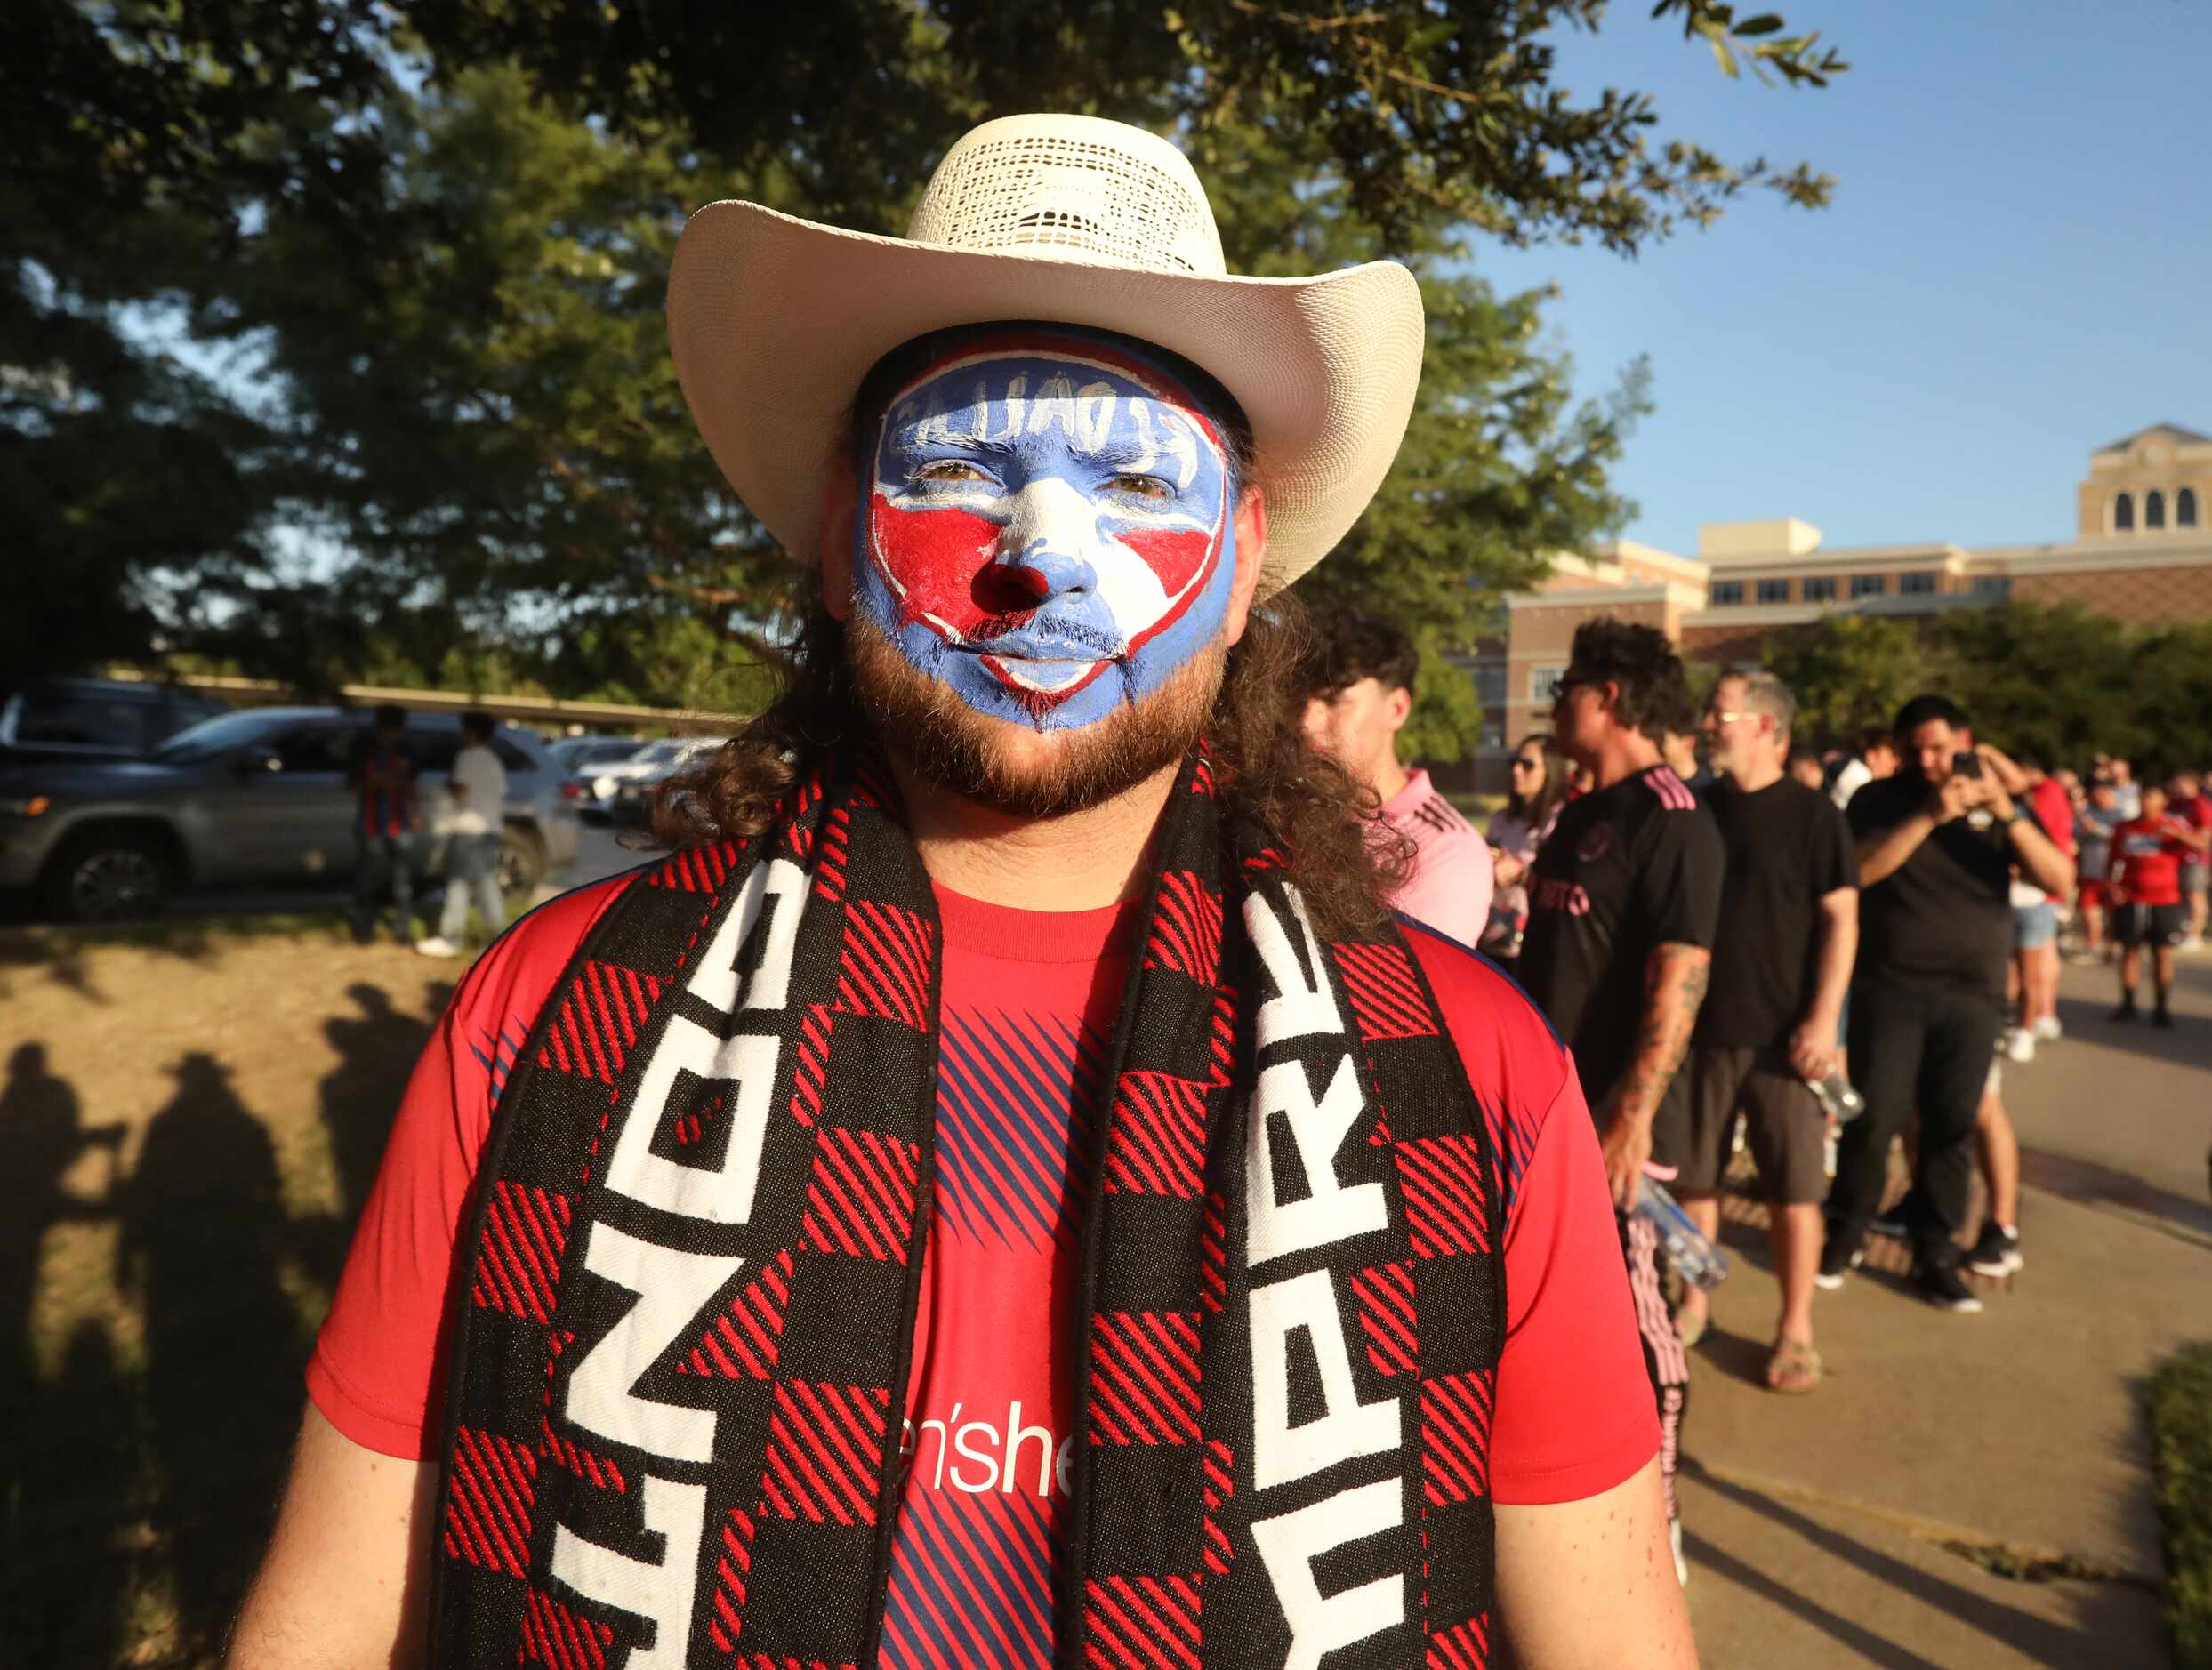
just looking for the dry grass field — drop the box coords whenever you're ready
[0,917,457,1667]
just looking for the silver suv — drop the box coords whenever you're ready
[0,706,583,920]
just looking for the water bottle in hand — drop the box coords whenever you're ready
[1633,1176,1730,1291]
[1806,1070,1865,1124]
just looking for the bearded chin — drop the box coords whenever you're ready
[847,612,1224,818]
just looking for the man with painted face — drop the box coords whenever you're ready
[230,116,1692,1670]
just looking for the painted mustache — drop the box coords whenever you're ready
[953,613,1125,662]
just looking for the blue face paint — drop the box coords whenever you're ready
[852,329,1238,730]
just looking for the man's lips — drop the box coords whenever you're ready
[951,620,1123,666]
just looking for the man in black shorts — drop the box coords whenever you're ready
[1822,695,2074,1311]
[2108,779,2210,1024]
[1520,617,1724,1579]
[1674,671,1857,1393]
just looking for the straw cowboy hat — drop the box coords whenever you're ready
[665,112,1424,599]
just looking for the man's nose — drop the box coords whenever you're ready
[996,478,1102,604]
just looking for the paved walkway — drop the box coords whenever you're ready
[1680,954,2209,1667]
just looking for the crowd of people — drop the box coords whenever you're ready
[1295,607,2208,1580]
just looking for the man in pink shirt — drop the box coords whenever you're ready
[1299,612,1495,946]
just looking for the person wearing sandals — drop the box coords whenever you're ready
[1675,672,1858,1394]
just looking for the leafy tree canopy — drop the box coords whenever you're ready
[1762,604,2212,778]
[4,1,1846,755]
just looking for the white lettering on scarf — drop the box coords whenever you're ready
[601,858,804,1221]
[1240,881,1407,1663]
[550,857,808,1660]
[563,1223,744,1461]
[1245,1055,1389,1264]
[549,1474,709,1670]
[1251,1480,1406,1670]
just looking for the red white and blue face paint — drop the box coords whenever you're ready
[854,329,1237,730]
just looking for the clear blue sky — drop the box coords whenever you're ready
[1469,0,2210,558]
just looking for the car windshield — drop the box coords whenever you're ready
[152,710,286,763]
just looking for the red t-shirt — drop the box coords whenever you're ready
[310,870,1656,1667]
[2110,816,2192,905]
[2028,778,2074,857]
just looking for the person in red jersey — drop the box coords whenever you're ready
[229,116,1692,1670]
[2108,780,2210,1025]
[2170,767,2211,950]
[1296,611,1494,947]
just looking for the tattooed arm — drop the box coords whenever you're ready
[1595,943,1712,1211]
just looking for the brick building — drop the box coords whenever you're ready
[1455,423,2212,790]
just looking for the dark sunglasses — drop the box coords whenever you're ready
[1510,757,1541,770]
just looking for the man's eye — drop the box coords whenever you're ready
[1110,473,1170,500]
[917,460,989,483]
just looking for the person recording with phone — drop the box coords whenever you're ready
[1819,695,2073,1313]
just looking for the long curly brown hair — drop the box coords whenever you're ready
[651,587,1410,937]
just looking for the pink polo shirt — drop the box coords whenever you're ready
[1380,767,1494,947]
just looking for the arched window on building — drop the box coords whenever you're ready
[2113,492,2135,532]
[2180,487,2200,527]
[2146,489,2167,529]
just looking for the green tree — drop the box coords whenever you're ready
[6,1,1847,743]
[1761,604,2212,775]
[1762,613,1944,748]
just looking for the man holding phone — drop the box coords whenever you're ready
[1820,695,2074,1311]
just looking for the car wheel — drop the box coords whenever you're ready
[44,830,173,922]
[498,827,547,895]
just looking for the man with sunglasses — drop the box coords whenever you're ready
[1519,618,1724,1582]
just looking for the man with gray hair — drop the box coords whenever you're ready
[1672,670,1857,1392]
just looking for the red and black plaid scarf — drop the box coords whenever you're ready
[430,746,1504,1669]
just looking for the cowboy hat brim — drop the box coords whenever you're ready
[665,201,1424,600]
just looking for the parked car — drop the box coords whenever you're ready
[596,736,723,826]
[549,736,646,772]
[548,735,652,821]
[0,707,583,921]
[0,677,230,770]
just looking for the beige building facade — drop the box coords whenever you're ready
[1459,423,2212,788]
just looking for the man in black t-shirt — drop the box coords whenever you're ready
[1675,671,1857,1393]
[1520,618,1723,1579]
[1822,694,2075,1312]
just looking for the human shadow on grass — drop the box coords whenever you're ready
[3,1321,136,1669]
[1685,1457,2144,1668]
[119,1053,306,1662]
[0,1045,133,1667]
[318,981,448,1230]
[0,1044,122,1412]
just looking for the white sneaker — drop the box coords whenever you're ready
[2005,1027,2035,1064]
[414,936,463,959]
[2032,1015,2062,1041]
[1670,1518,1688,1586]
